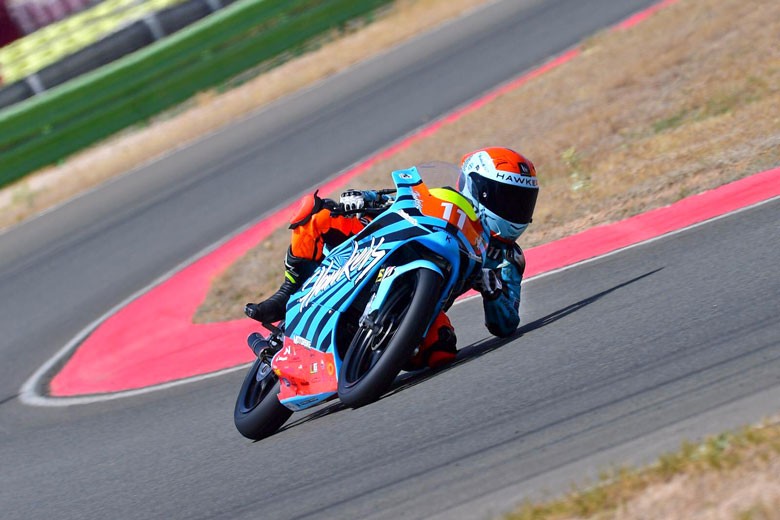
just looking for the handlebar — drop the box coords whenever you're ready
[330,204,392,217]
[329,188,396,217]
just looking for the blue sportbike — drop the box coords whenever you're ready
[234,166,488,440]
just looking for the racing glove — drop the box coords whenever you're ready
[338,189,389,213]
[339,189,367,213]
[472,267,504,301]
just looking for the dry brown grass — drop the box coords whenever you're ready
[0,0,492,229]
[195,0,780,323]
[509,421,780,520]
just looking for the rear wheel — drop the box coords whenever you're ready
[337,268,441,408]
[234,359,293,440]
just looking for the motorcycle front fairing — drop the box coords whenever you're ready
[271,167,488,411]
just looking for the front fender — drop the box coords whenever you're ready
[365,260,443,324]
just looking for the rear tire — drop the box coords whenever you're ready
[234,359,293,440]
[337,268,441,408]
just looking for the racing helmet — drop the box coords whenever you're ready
[458,147,539,242]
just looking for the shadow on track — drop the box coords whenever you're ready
[384,267,664,399]
[270,268,664,439]
[276,399,348,436]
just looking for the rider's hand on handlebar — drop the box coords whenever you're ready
[472,268,504,301]
[336,189,394,216]
[339,190,367,213]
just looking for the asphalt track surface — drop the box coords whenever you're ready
[2,0,779,518]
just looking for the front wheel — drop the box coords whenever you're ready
[234,359,293,440]
[337,268,442,408]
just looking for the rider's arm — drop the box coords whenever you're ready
[477,243,526,338]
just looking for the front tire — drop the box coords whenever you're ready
[337,268,441,408]
[234,359,293,440]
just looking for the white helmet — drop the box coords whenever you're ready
[458,147,539,242]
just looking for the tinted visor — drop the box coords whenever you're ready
[470,175,538,224]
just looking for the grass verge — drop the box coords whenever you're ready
[508,420,780,520]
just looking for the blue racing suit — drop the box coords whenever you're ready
[479,240,525,337]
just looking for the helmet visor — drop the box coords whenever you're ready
[469,174,538,224]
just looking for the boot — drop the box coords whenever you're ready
[244,277,299,323]
[245,248,317,323]
[404,312,457,370]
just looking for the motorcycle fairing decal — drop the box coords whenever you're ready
[295,217,417,303]
[273,336,337,405]
[291,219,430,301]
[428,187,478,220]
[286,225,429,337]
[300,236,387,308]
[367,260,443,316]
[364,225,428,247]
[289,302,339,353]
[414,184,486,254]
[291,232,431,349]
[352,210,405,239]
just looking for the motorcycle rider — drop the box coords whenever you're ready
[245,147,539,369]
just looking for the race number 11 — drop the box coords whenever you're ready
[441,202,467,229]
